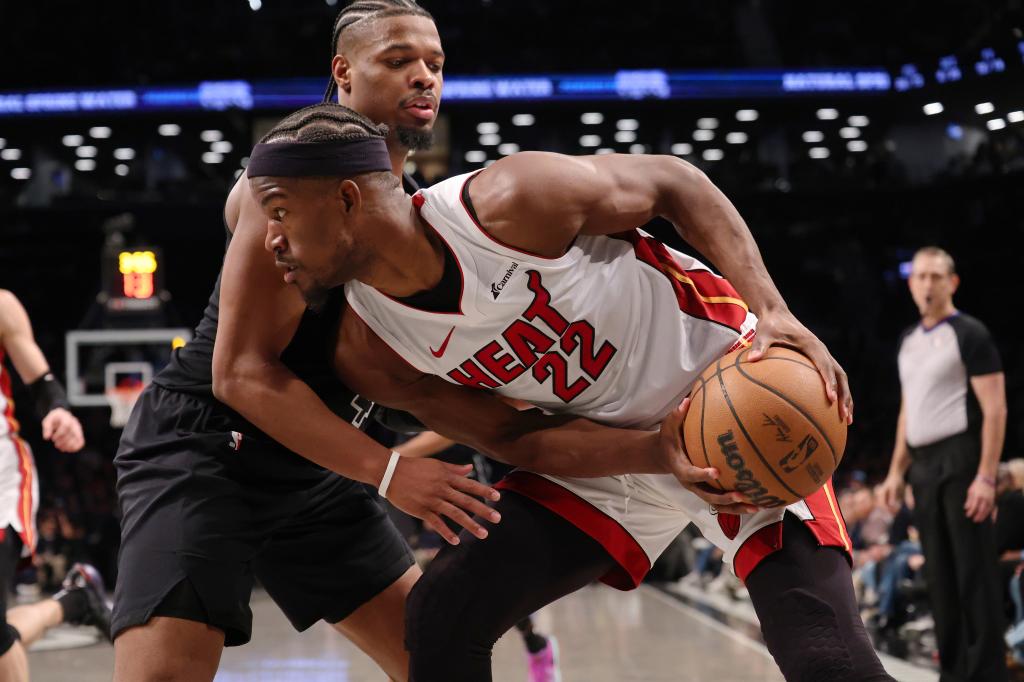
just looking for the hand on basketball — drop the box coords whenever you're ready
[387,457,502,545]
[964,476,996,523]
[747,310,853,425]
[41,407,85,453]
[659,398,760,515]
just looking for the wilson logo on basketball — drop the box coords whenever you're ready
[447,270,617,403]
[716,430,786,508]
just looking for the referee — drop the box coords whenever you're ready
[881,246,1007,681]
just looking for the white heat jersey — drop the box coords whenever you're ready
[346,171,757,429]
[0,348,38,555]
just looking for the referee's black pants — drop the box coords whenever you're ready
[909,432,1007,682]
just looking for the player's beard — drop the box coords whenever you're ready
[395,126,434,151]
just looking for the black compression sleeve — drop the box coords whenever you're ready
[28,372,70,418]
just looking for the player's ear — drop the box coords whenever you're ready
[332,54,353,95]
[337,179,362,214]
[949,272,960,294]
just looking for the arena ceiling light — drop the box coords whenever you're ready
[974,102,995,115]
[725,132,747,144]
[702,148,723,161]
[847,140,868,152]
[476,122,499,134]
[1,148,22,161]
[0,138,5,149]
[671,143,693,155]
[201,130,224,142]
[10,167,31,180]
[115,164,130,176]
[629,144,646,154]
[497,143,519,155]
[211,141,233,154]
[801,131,824,143]
[464,150,486,163]
[616,119,639,131]
[1008,111,1024,123]
[114,148,136,161]
[581,113,604,125]
[511,114,535,127]
[74,159,96,171]
[614,130,637,143]
[923,102,944,115]
[808,147,830,159]
[693,129,715,141]
[89,126,112,139]
[248,0,261,10]
[240,156,250,168]
[479,134,500,146]
[987,118,1007,131]
[202,152,224,164]
[158,124,181,137]
[838,127,860,139]
[76,145,98,158]
[848,115,870,127]
[579,135,601,147]
[735,109,759,122]
[696,117,718,130]
[62,134,84,147]
[596,148,615,155]
[816,108,839,120]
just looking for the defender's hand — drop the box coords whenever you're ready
[659,398,758,515]
[42,408,84,453]
[386,458,501,545]
[748,310,854,425]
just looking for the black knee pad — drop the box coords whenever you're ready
[0,623,21,657]
[761,588,857,682]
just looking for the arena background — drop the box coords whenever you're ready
[1,1,1022,679]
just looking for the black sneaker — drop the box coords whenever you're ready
[55,563,113,642]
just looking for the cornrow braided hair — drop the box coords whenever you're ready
[261,102,389,145]
[322,0,434,102]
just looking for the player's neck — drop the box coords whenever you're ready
[361,198,444,297]
[387,145,409,178]
[920,302,957,328]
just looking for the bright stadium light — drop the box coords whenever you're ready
[497,143,519,155]
[725,132,748,144]
[616,119,639,131]
[847,140,868,152]
[702,148,723,161]
[581,112,604,125]
[923,102,944,115]
[839,127,860,139]
[89,126,112,138]
[808,147,830,159]
[1008,111,1024,123]
[697,117,718,129]
[802,131,825,143]
[735,109,759,122]
[115,164,130,176]
[10,168,30,180]
[596,148,615,155]
[614,130,637,143]
[464,150,486,163]
[693,129,714,141]
[975,102,995,115]
[158,124,181,137]
[479,134,501,146]
[511,114,535,127]
[62,134,84,147]
[848,115,870,127]
[579,135,601,147]
[987,118,1007,131]
[629,144,646,154]
[74,159,96,171]
[211,141,233,154]
[816,108,839,120]
[202,152,224,164]
[201,130,224,142]
[1,148,22,161]
[114,148,136,161]
[671,143,693,155]
[476,122,499,134]
[76,145,98,158]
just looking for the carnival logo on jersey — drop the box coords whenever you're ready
[447,269,617,403]
[490,261,519,299]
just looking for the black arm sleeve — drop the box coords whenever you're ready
[28,372,70,418]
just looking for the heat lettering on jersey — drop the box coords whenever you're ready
[446,270,617,403]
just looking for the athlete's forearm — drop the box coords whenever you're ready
[978,409,1006,479]
[660,161,788,315]
[215,363,390,485]
[888,405,911,479]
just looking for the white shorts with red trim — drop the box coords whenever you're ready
[0,436,38,557]
[497,469,850,589]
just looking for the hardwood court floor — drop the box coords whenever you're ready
[27,583,930,681]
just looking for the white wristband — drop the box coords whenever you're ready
[378,451,401,499]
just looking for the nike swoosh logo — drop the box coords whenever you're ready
[430,326,456,358]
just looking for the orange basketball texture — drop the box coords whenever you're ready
[682,346,847,507]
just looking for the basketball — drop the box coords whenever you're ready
[683,346,847,507]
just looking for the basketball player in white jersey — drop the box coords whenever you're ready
[248,103,892,681]
[0,290,111,682]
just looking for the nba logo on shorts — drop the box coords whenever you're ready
[228,431,243,451]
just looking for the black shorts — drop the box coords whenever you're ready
[1,527,22,655]
[112,384,414,646]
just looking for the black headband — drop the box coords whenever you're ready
[246,138,392,178]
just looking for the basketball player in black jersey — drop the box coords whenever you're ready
[111,3,689,681]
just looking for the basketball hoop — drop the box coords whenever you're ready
[105,385,142,428]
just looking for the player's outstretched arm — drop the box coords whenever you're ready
[213,178,500,544]
[470,152,852,424]
[0,290,84,452]
[336,308,757,515]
